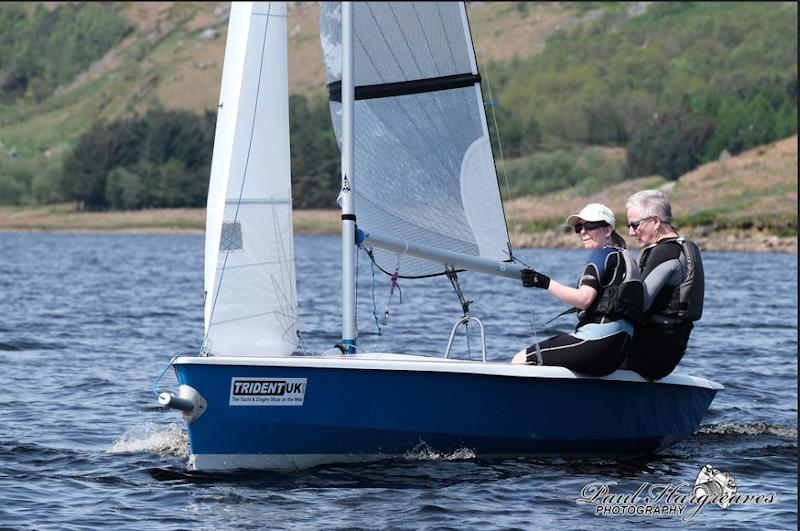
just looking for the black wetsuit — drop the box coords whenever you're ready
[627,237,695,380]
[525,247,633,376]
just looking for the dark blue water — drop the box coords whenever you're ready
[0,232,796,529]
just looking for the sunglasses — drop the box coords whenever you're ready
[573,220,608,233]
[627,216,656,230]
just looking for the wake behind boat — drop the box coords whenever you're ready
[156,1,721,472]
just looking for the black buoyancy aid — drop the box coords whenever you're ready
[584,247,644,324]
[644,237,704,321]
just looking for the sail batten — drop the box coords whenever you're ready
[327,72,481,102]
[224,198,293,205]
[321,2,511,277]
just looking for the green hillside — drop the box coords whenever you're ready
[491,2,797,196]
[0,1,592,208]
[0,2,796,234]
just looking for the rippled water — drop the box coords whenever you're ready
[0,232,796,529]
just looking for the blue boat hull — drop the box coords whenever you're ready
[168,355,720,470]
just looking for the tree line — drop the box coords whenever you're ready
[58,96,340,211]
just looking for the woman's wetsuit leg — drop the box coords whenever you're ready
[526,331,630,376]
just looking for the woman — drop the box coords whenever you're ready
[511,203,637,376]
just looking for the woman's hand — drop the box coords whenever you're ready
[520,268,550,289]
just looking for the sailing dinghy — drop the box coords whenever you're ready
[157,1,722,472]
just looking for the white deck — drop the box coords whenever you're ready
[173,352,723,390]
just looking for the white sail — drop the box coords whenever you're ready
[204,2,298,357]
[320,2,512,277]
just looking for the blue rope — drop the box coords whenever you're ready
[152,356,175,397]
[355,241,359,332]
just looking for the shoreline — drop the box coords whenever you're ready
[510,229,797,254]
[0,205,796,253]
[0,226,798,254]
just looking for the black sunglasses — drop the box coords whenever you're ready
[573,220,608,233]
[627,216,655,230]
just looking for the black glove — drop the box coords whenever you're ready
[521,268,550,289]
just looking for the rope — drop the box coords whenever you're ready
[354,240,360,341]
[389,271,402,304]
[369,255,384,350]
[445,269,475,359]
[152,357,175,397]
[381,251,404,326]
[445,269,472,317]
[296,329,310,356]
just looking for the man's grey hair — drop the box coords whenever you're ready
[625,189,672,224]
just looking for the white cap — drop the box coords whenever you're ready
[566,203,616,228]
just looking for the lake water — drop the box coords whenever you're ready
[0,232,796,529]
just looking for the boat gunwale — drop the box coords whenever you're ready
[171,353,724,390]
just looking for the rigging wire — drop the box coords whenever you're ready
[473,27,521,248]
[366,246,406,352]
[479,31,547,357]
[511,256,542,356]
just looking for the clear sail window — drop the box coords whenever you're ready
[220,221,243,251]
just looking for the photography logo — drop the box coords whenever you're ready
[693,464,736,509]
[576,464,777,521]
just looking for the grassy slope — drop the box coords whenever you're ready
[0,0,577,213]
[504,135,797,252]
[0,2,581,160]
[0,2,795,252]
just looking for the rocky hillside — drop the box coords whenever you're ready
[505,135,798,253]
[43,2,586,117]
[0,2,595,187]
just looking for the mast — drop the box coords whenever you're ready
[340,1,356,353]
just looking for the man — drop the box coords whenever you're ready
[624,190,704,380]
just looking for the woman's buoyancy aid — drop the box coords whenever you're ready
[578,247,644,325]
[640,237,704,321]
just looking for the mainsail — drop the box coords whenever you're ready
[320,2,512,277]
[204,2,298,356]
